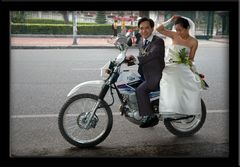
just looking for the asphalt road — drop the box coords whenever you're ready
[10,44,230,158]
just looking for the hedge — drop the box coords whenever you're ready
[11,23,134,35]
[14,18,98,25]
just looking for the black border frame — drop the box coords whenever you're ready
[1,0,239,166]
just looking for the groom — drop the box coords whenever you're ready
[126,17,165,128]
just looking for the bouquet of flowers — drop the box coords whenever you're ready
[196,73,209,90]
[169,48,209,90]
[168,48,191,65]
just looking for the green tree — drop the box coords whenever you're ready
[214,14,222,34]
[139,11,149,18]
[95,11,107,24]
[118,11,124,17]
[11,11,26,23]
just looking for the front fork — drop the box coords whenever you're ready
[84,66,125,128]
[84,83,110,129]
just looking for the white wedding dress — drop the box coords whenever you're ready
[159,44,202,118]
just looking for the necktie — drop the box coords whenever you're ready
[143,40,149,48]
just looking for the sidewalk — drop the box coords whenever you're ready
[11,35,115,49]
[10,34,229,49]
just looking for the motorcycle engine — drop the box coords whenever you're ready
[123,93,143,124]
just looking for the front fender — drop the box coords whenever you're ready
[67,80,105,97]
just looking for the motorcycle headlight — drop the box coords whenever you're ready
[100,61,111,79]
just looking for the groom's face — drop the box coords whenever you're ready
[139,21,153,39]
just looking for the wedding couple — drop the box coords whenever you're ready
[126,16,203,128]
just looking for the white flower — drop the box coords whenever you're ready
[168,48,181,62]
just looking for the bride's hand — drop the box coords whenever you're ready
[171,15,181,22]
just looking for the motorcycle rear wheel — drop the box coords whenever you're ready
[58,93,113,147]
[164,99,206,137]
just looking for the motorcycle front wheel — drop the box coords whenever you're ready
[164,99,206,137]
[58,93,113,147]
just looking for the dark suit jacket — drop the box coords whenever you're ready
[137,35,165,89]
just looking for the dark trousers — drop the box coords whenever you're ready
[136,81,157,116]
[113,29,117,37]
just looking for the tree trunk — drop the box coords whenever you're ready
[60,11,69,24]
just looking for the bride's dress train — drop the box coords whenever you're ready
[159,44,202,118]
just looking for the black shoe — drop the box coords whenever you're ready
[139,115,159,128]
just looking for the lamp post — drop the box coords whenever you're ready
[207,11,214,39]
[131,11,133,25]
[72,11,78,45]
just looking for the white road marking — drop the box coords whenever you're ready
[71,68,137,71]
[71,68,100,71]
[207,110,229,113]
[10,110,228,119]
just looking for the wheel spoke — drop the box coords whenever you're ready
[59,94,113,147]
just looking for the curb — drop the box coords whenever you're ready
[11,45,116,49]
[11,34,113,38]
[209,39,229,43]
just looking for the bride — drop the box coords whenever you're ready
[156,15,204,118]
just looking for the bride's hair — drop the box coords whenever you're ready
[174,17,190,29]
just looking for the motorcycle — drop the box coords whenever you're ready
[58,32,207,148]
